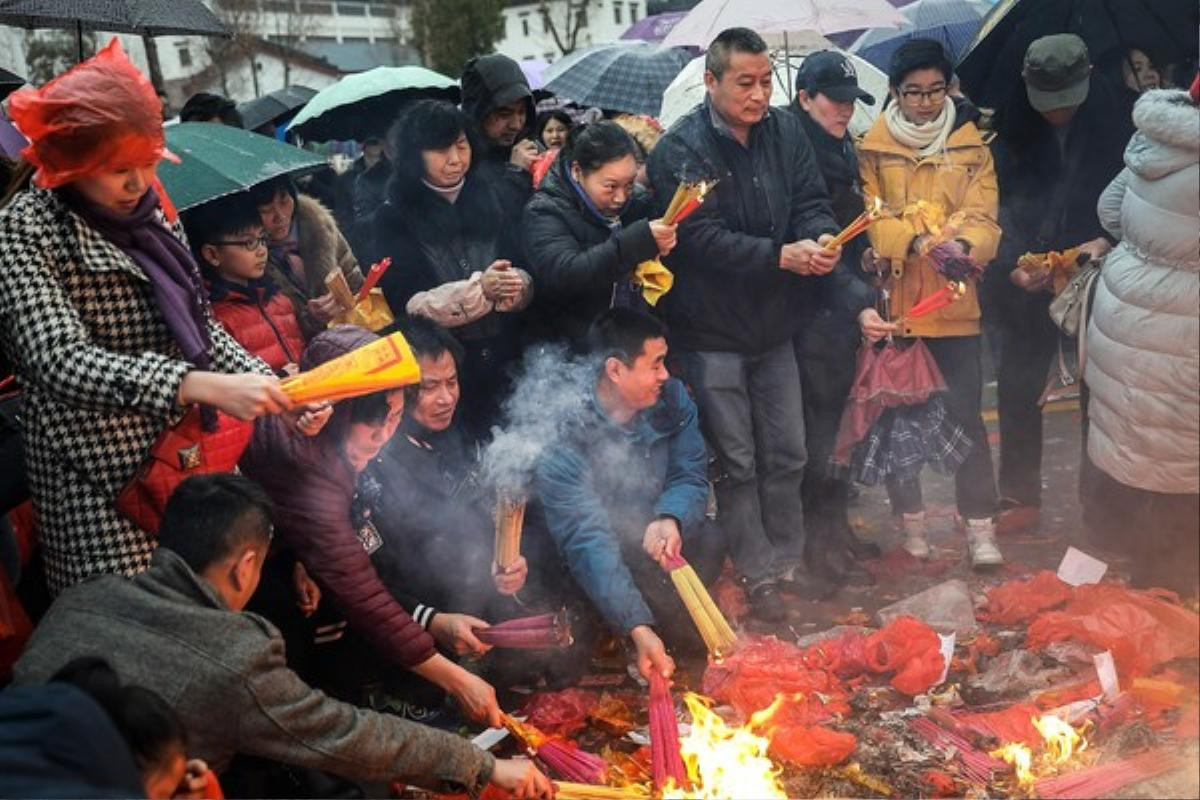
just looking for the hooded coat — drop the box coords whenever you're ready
[1085,89,1199,495]
[460,54,537,217]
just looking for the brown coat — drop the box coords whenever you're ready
[268,194,365,339]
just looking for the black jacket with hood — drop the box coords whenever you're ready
[460,54,537,221]
[522,155,661,349]
[646,100,840,354]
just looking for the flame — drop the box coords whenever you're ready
[663,693,788,800]
[871,195,883,216]
[992,742,1036,786]
[1033,714,1087,764]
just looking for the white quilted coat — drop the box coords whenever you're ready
[1085,89,1200,494]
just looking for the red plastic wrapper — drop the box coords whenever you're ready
[768,723,857,767]
[8,39,176,189]
[703,635,850,721]
[863,616,944,696]
[956,702,1042,746]
[521,688,599,737]
[1026,584,1200,679]
[978,570,1073,624]
[922,769,959,797]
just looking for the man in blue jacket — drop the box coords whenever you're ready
[535,309,723,681]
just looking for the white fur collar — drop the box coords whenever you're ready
[1132,89,1199,151]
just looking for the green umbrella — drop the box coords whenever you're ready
[158,122,326,211]
[288,65,459,142]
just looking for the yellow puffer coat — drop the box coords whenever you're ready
[857,110,1001,337]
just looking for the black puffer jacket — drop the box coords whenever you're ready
[523,156,661,349]
[646,101,839,354]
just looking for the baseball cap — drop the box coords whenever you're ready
[1023,34,1091,112]
[797,51,875,105]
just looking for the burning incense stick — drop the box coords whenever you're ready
[663,554,737,659]
[493,492,526,570]
[649,673,688,791]
[662,179,717,225]
[1034,750,1185,799]
[904,281,968,321]
[503,715,607,784]
[827,196,884,250]
[356,256,392,303]
[553,782,650,800]
[474,610,573,649]
[279,331,420,405]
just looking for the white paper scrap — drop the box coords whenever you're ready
[937,632,956,685]
[1057,546,1108,587]
[1093,650,1120,702]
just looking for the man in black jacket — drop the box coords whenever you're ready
[460,54,539,221]
[647,27,842,618]
[982,35,1131,533]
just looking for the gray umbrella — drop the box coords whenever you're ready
[237,85,318,132]
[0,0,229,61]
[0,66,24,102]
[543,41,693,116]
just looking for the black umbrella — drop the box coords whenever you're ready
[958,0,1199,109]
[0,0,229,61]
[0,66,24,102]
[237,85,318,132]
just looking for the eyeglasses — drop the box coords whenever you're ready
[213,234,270,251]
[900,85,947,103]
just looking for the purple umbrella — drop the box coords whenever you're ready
[621,11,687,42]
[0,112,28,160]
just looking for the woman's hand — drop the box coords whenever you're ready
[178,372,292,420]
[289,402,333,437]
[447,666,504,727]
[861,246,888,274]
[493,555,528,596]
[1010,265,1052,293]
[307,292,343,323]
[430,612,493,657]
[649,220,678,256]
[858,308,899,342]
[489,759,554,799]
[172,759,211,799]
[292,561,321,617]
[1076,237,1112,263]
[481,260,526,303]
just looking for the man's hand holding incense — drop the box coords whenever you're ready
[490,758,554,799]
[307,291,342,323]
[510,139,540,172]
[781,239,838,276]
[493,555,528,596]
[643,517,682,567]
[631,625,675,681]
[430,612,493,657]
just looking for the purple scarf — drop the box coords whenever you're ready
[61,186,212,369]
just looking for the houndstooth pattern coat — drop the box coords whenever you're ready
[0,188,270,594]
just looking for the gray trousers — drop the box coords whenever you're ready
[677,342,808,587]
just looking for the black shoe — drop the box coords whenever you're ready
[843,528,882,561]
[778,568,839,601]
[747,583,789,622]
[806,543,875,588]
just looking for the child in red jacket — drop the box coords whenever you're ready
[183,193,306,376]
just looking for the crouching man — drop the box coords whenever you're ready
[535,309,724,681]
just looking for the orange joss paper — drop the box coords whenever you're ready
[279,330,420,405]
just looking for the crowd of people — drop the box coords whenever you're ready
[0,22,1196,800]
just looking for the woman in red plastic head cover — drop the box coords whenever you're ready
[0,40,294,593]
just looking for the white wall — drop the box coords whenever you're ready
[181,51,340,103]
[495,0,643,62]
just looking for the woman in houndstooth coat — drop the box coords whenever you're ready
[0,42,291,593]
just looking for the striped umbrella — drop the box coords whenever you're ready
[543,41,693,117]
[850,0,991,69]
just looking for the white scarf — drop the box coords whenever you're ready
[884,100,957,158]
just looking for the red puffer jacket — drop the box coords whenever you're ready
[208,277,305,375]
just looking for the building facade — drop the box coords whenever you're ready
[495,0,643,62]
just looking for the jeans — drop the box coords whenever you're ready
[676,342,808,586]
[994,291,1059,506]
[886,336,998,520]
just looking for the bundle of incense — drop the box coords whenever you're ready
[324,270,356,311]
[1034,750,1185,799]
[904,281,967,320]
[552,782,650,800]
[922,239,982,282]
[662,179,716,225]
[279,331,420,405]
[474,611,572,649]
[648,672,688,791]
[910,716,1005,785]
[828,195,884,250]
[493,493,526,570]
[662,554,737,658]
[356,256,392,303]
[503,715,607,784]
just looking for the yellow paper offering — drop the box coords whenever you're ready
[330,289,395,332]
[279,330,421,405]
[634,259,674,306]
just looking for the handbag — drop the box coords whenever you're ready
[1048,258,1102,372]
[115,406,253,535]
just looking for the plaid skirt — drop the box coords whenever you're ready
[837,396,972,486]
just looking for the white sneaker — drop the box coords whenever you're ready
[901,512,930,559]
[967,517,1004,568]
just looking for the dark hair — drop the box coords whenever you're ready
[534,109,573,147]
[181,192,263,263]
[387,99,477,201]
[888,38,953,88]
[157,474,274,574]
[180,92,243,127]
[565,121,639,174]
[346,389,398,426]
[248,174,299,208]
[706,27,768,80]
[51,658,187,777]
[394,315,463,404]
[588,308,668,365]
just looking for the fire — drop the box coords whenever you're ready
[992,742,1036,786]
[991,714,1089,787]
[663,693,788,800]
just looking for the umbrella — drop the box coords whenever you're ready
[659,50,887,135]
[850,0,991,69]
[0,66,24,102]
[519,58,550,91]
[543,41,693,117]
[0,0,228,61]
[157,122,325,212]
[958,0,1199,109]
[237,85,318,133]
[621,11,687,42]
[0,113,28,160]
[663,0,906,48]
[288,65,459,142]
